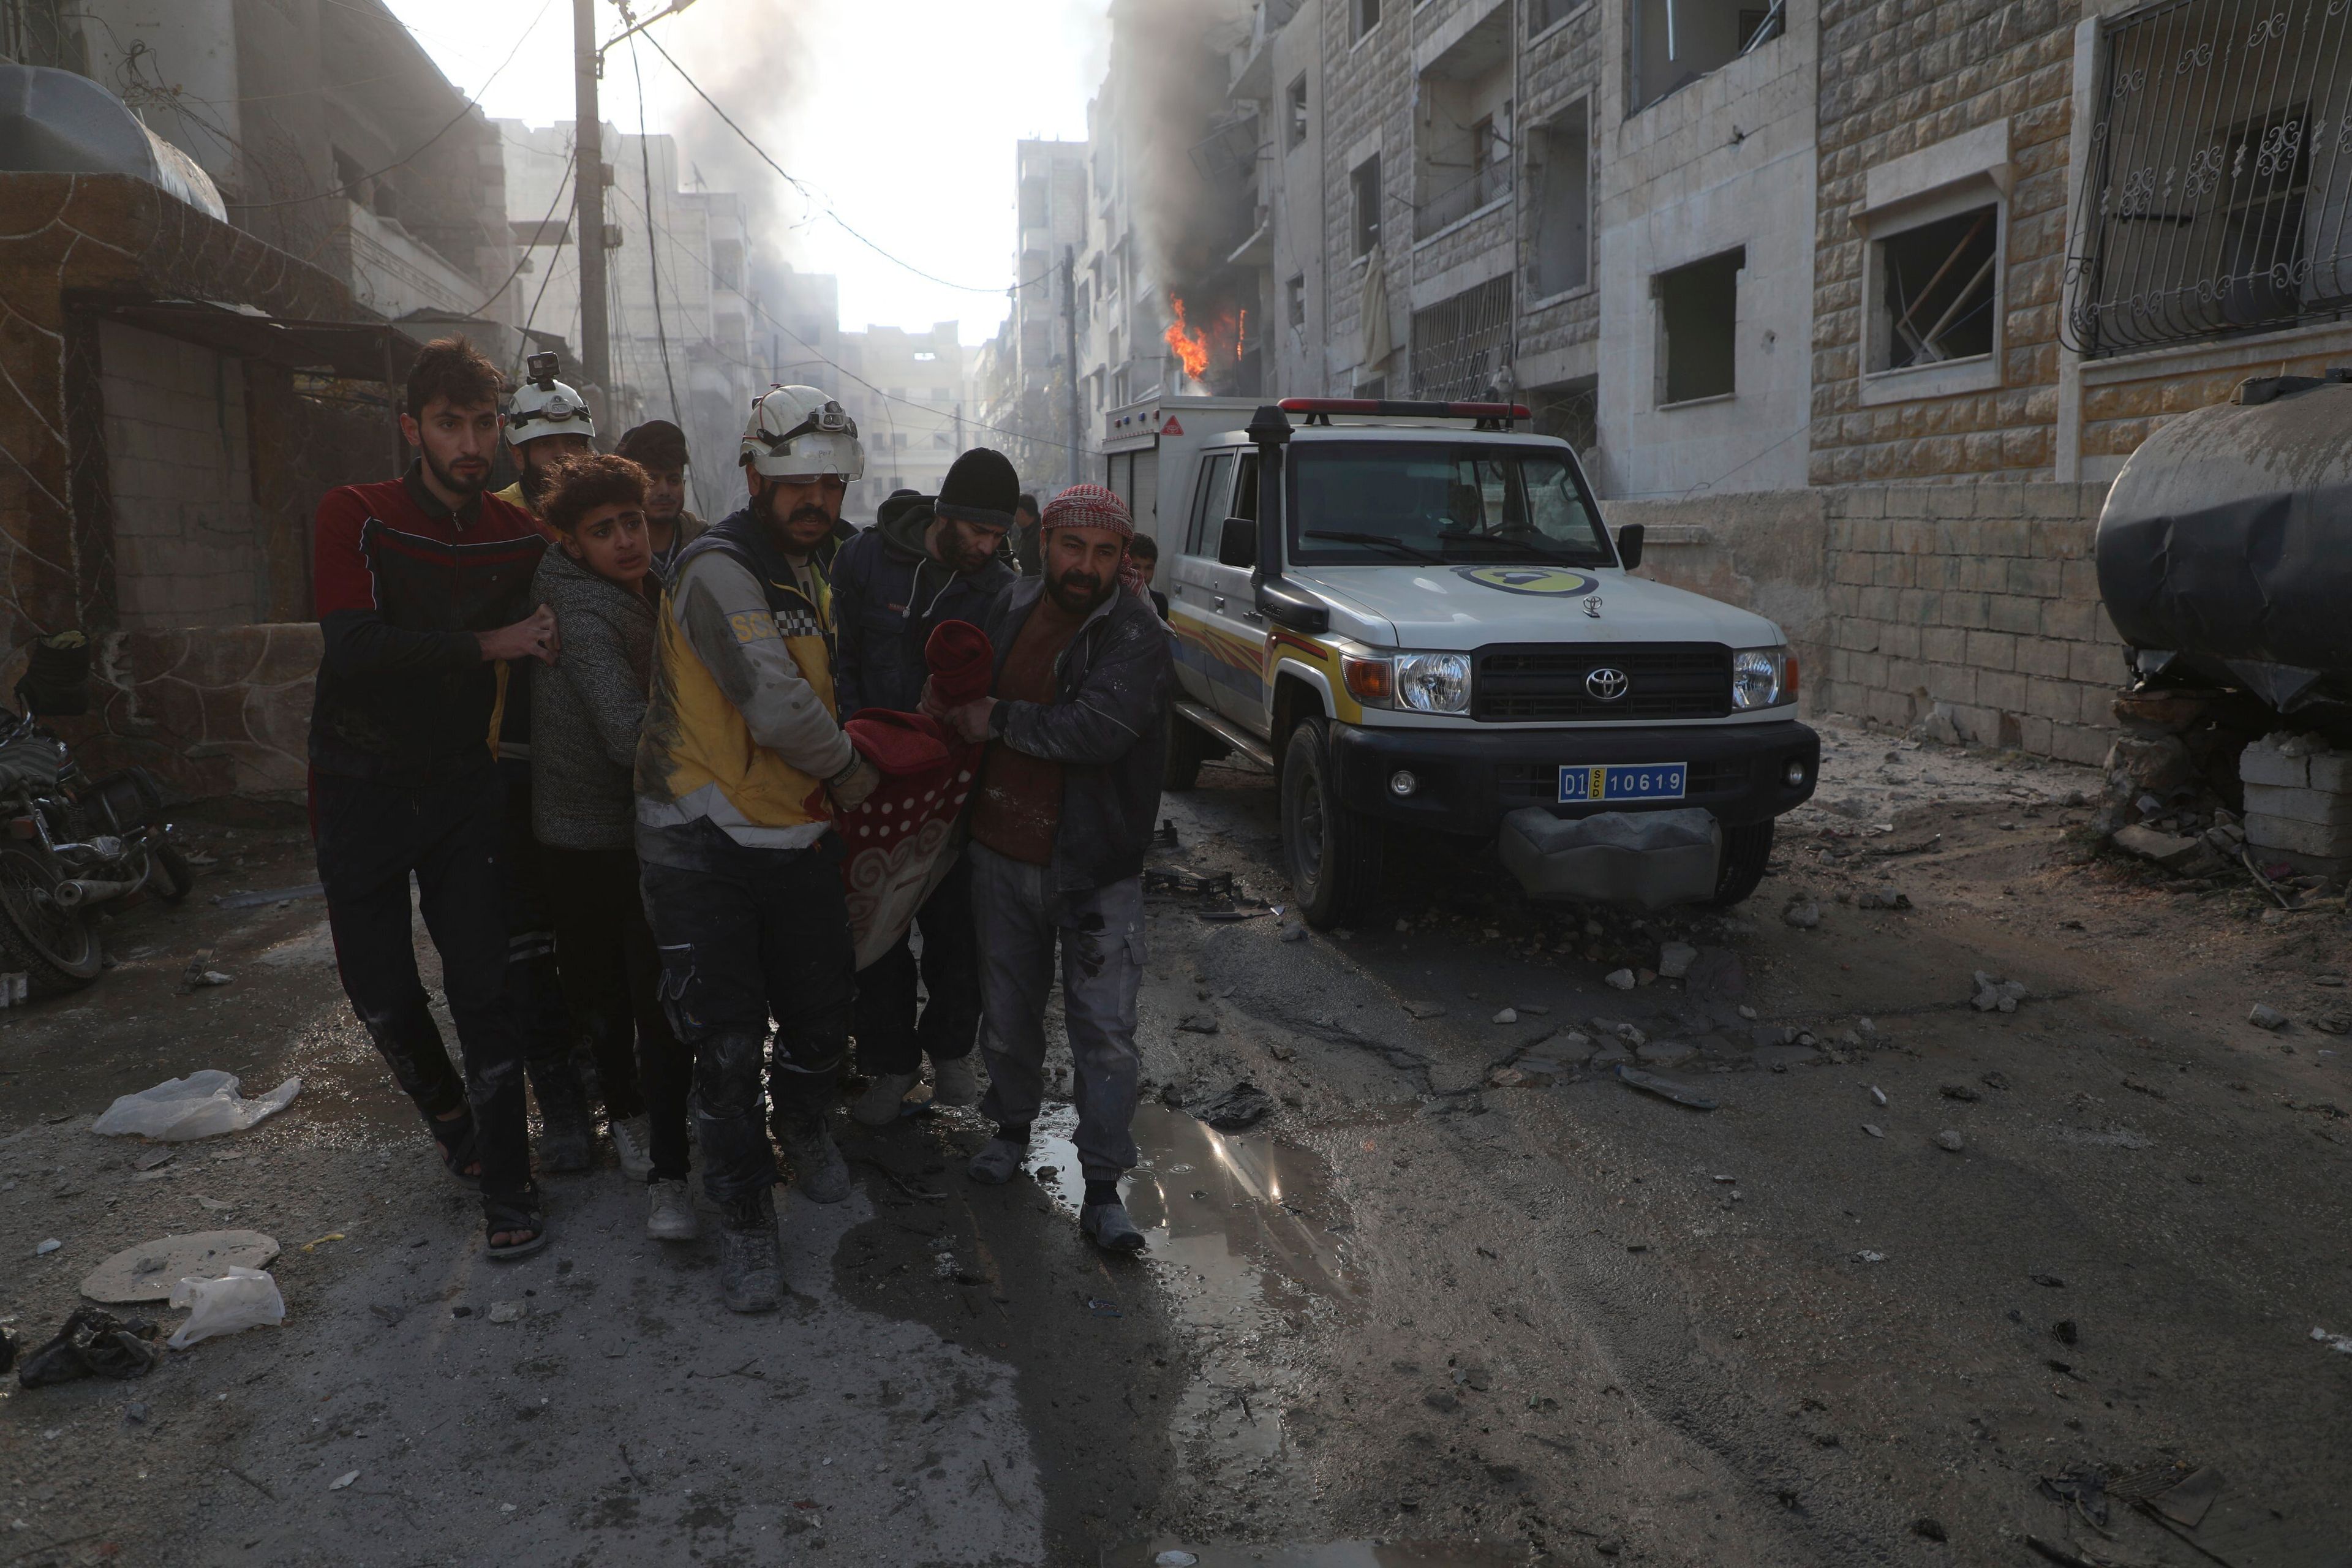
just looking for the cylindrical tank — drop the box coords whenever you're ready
[2097,374,2352,709]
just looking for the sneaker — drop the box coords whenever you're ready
[611,1115,654,1182]
[1080,1199,1147,1253]
[850,1071,920,1128]
[930,1053,979,1107]
[966,1136,1027,1185]
[646,1177,699,1242]
[715,1194,782,1313]
[782,1122,851,1204]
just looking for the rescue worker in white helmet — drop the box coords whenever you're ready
[632,385,883,1313]
[497,352,597,515]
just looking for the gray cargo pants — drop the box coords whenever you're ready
[968,841,1145,1182]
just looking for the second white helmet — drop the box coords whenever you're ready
[741,385,863,481]
[506,352,595,447]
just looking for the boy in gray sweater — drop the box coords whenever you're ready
[529,454,696,1242]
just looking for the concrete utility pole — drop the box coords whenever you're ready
[573,0,609,395]
[1061,246,1082,489]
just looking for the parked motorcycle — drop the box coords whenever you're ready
[0,635,191,995]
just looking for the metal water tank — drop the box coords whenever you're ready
[0,64,227,222]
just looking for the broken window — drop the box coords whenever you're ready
[1414,5,1513,240]
[1410,275,1513,401]
[1529,0,1578,35]
[1289,74,1310,149]
[1288,274,1308,329]
[1875,205,1998,371]
[1532,103,1590,298]
[1632,0,1783,113]
[1656,248,1743,405]
[1352,154,1383,255]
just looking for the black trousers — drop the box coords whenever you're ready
[498,762,600,1124]
[854,853,981,1076]
[640,821,854,1210]
[314,767,531,1201]
[542,843,688,1179]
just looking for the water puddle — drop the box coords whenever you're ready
[1020,1100,1355,1309]
[1104,1542,1530,1567]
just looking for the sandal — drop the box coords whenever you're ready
[427,1107,483,1190]
[483,1186,550,1262]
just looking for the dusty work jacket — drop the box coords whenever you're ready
[633,507,858,858]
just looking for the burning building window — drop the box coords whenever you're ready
[1655,247,1743,404]
[1352,154,1384,256]
[1163,295,1254,394]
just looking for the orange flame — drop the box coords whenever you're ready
[1236,308,1248,361]
[1164,296,1210,381]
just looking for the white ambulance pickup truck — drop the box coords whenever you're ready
[1102,395,1819,927]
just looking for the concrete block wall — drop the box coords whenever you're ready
[97,320,265,630]
[1626,479,2125,766]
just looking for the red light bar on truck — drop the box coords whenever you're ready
[1277,398,1530,429]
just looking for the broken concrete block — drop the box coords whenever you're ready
[2241,733,2311,789]
[2245,812,2352,861]
[2112,824,2206,869]
[1656,941,1698,980]
[2244,783,2352,828]
[2248,1003,2289,1030]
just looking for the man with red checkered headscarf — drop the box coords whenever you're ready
[933,483,1173,1252]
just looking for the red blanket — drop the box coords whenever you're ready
[837,620,993,970]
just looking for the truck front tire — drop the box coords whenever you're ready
[1706,820,1775,907]
[1281,717,1382,927]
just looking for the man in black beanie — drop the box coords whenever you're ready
[615,420,706,583]
[827,448,1019,1125]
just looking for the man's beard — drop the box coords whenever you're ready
[1046,568,1112,616]
[760,488,834,548]
[425,449,489,499]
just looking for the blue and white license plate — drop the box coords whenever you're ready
[1557,763,1688,803]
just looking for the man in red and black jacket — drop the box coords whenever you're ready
[309,336,561,1259]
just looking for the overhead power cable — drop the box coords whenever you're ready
[629,35,686,434]
[236,0,557,211]
[636,29,1054,299]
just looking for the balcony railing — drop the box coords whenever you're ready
[1415,162,1512,241]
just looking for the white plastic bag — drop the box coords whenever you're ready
[166,1265,285,1349]
[92,1071,300,1141]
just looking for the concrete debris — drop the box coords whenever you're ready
[488,1301,524,1324]
[1934,1129,1964,1153]
[2248,1003,2289,1030]
[1862,1123,1885,1139]
[1782,902,1822,930]
[34,1238,62,1255]
[1940,1084,1981,1102]
[1855,887,1913,910]
[1193,1082,1277,1131]
[2110,824,2214,872]
[1492,1008,1517,1025]
[1612,1063,1716,1110]
[2312,1326,2352,1354]
[1972,973,2027,1012]
[330,1471,359,1491]
[1604,968,1636,991]
[1278,924,1306,943]
[1635,1040,1695,1068]
[1855,1250,1887,1264]
[1869,1085,1888,1106]
[1656,941,1698,979]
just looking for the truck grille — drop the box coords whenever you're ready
[1474,644,1733,722]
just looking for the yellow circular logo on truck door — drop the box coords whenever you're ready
[1452,565,1600,597]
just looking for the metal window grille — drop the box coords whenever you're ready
[2065,0,2352,356]
[1409,275,1513,400]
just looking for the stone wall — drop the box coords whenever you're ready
[1623,479,2124,765]
[1808,0,2079,484]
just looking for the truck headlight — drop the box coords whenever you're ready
[1395,652,1472,714]
[1732,647,1793,709]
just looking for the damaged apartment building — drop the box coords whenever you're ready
[1068,0,2352,771]
[0,0,537,797]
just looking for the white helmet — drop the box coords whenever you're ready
[741,384,863,481]
[505,351,595,447]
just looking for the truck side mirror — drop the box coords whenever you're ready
[1616,522,1645,571]
[1217,516,1258,570]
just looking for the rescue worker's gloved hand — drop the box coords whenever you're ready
[829,756,881,810]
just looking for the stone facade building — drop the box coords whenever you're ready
[832,325,972,524]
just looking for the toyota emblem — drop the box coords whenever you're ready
[1585,667,1630,702]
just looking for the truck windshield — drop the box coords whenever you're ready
[1287,442,1613,567]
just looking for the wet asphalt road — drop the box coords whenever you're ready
[5,728,2352,1566]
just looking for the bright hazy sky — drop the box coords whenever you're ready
[382,0,1109,343]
